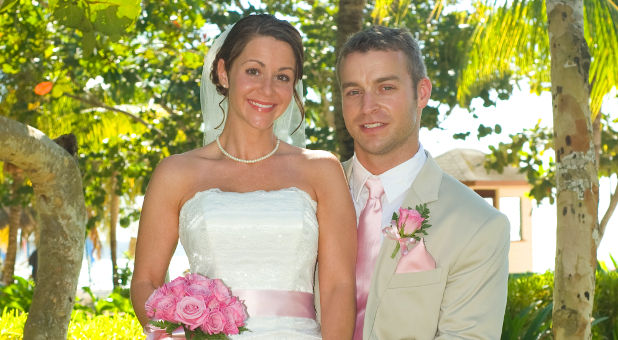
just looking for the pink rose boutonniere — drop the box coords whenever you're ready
[382,204,432,258]
[145,273,249,340]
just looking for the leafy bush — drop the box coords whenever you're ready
[0,277,34,313]
[67,310,144,339]
[0,308,27,339]
[0,309,144,339]
[0,275,134,317]
[73,287,134,316]
[503,265,618,340]
[593,259,618,340]
[502,272,553,339]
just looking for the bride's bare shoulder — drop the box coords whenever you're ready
[147,145,218,193]
[279,143,338,162]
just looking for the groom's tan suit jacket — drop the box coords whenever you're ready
[339,151,510,340]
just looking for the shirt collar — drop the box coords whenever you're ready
[350,144,427,203]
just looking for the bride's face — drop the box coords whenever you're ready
[218,35,296,132]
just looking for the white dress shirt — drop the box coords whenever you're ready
[349,144,427,231]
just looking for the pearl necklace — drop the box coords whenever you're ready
[216,136,280,164]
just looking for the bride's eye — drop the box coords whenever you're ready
[246,68,259,76]
[276,74,291,82]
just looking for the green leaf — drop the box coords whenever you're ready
[52,1,87,29]
[0,0,18,13]
[181,51,203,69]
[1,63,18,74]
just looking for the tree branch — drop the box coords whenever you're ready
[154,95,178,116]
[64,93,163,135]
[600,179,618,238]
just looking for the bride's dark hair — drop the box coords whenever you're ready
[210,14,305,119]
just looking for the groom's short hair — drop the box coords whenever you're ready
[336,26,427,90]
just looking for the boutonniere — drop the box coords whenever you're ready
[382,204,431,258]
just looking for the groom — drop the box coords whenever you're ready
[338,26,510,339]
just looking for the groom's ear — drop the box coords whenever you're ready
[217,59,229,88]
[416,77,432,109]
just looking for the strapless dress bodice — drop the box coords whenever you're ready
[178,187,321,339]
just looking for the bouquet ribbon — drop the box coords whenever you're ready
[234,289,316,319]
[145,325,185,340]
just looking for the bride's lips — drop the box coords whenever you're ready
[248,99,276,112]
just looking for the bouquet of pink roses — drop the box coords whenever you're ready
[145,273,249,340]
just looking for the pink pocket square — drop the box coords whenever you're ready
[395,239,436,273]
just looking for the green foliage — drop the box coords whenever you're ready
[0,277,34,313]
[0,308,27,339]
[67,311,144,339]
[593,262,618,339]
[0,275,134,317]
[503,270,618,339]
[503,272,553,339]
[484,113,617,203]
[0,308,143,339]
[485,121,555,203]
[73,287,134,316]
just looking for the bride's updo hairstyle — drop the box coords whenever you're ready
[210,14,305,118]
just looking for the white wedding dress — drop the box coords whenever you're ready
[179,187,322,339]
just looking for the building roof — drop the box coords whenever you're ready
[435,149,528,184]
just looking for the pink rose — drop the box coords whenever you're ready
[148,293,178,322]
[226,298,248,327]
[166,276,188,296]
[186,283,212,299]
[212,279,232,301]
[186,273,211,286]
[398,208,424,234]
[145,287,167,318]
[175,296,207,330]
[223,307,240,334]
[205,295,222,310]
[202,309,226,334]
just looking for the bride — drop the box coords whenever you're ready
[130,14,356,339]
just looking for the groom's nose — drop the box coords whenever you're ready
[361,91,379,114]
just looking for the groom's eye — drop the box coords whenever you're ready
[382,85,395,91]
[346,89,361,96]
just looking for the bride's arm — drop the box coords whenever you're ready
[130,156,185,327]
[311,153,357,340]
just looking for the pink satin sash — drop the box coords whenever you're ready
[234,289,316,319]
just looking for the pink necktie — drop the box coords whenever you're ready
[354,177,384,340]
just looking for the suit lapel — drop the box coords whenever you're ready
[363,151,444,338]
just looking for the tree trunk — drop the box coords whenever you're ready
[1,163,23,285]
[109,174,120,288]
[546,0,599,338]
[335,0,367,160]
[0,116,86,340]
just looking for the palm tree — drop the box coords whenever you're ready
[456,0,616,337]
[0,116,87,339]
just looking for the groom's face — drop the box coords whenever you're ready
[340,49,431,161]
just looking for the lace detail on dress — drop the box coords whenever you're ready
[178,187,321,339]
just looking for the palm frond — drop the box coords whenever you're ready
[459,0,617,114]
[458,0,549,105]
[585,0,618,118]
